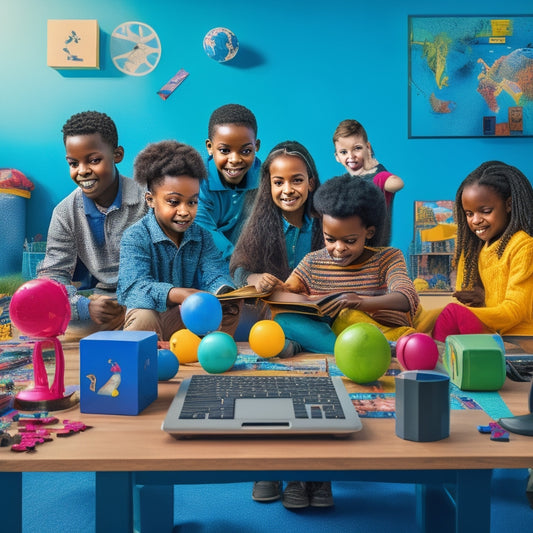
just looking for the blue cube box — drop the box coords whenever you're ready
[80,331,158,415]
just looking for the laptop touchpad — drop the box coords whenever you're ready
[234,398,294,419]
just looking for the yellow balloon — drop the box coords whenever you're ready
[248,320,285,358]
[169,329,201,364]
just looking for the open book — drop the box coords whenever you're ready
[262,290,344,317]
[217,286,412,326]
[215,285,272,301]
[217,286,343,317]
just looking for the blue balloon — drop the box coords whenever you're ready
[181,292,223,336]
[197,332,238,374]
[157,349,180,381]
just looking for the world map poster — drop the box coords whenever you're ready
[408,15,533,137]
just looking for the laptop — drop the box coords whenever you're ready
[162,374,362,438]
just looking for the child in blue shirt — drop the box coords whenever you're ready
[38,110,147,335]
[117,140,240,341]
[194,104,261,261]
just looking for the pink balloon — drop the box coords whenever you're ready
[396,333,439,371]
[9,278,71,337]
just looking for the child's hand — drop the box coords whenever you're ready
[320,293,362,317]
[88,295,125,325]
[167,287,199,306]
[453,287,485,307]
[248,273,286,293]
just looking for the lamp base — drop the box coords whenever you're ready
[498,413,533,436]
[14,390,78,412]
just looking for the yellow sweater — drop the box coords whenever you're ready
[456,230,533,336]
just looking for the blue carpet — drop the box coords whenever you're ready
[22,469,531,532]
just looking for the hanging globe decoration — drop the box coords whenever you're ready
[203,27,239,63]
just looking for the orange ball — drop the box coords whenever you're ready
[249,320,285,358]
[169,329,201,364]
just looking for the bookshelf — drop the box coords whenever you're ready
[408,201,456,293]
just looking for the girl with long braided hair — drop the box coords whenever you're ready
[432,161,533,342]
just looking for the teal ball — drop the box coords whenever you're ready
[334,323,391,384]
[203,27,239,62]
[197,332,238,373]
[157,349,179,381]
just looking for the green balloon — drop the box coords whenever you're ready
[334,323,391,384]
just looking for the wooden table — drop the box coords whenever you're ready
[1,341,532,533]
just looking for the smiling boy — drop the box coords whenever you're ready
[117,140,240,341]
[194,104,261,260]
[38,111,147,334]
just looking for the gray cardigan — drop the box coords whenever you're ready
[38,175,147,320]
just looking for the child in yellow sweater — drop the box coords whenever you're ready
[433,161,533,342]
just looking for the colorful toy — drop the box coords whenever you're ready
[248,320,285,358]
[80,331,158,415]
[169,328,201,364]
[334,322,391,384]
[444,334,506,391]
[8,278,71,410]
[180,292,223,336]
[157,349,179,381]
[395,333,439,371]
[197,331,238,374]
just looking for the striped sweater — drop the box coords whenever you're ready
[286,246,419,326]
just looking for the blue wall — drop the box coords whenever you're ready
[2,0,532,258]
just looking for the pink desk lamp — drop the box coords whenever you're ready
[9,278,73,410]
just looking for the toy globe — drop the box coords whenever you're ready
[157,349,180,381]
[334,322,391,384]
[203,27,239,62]
[396,333,439,371]
[169,328,201,364]
[248,320,285,358]
[180,292,222,336]
[197,331,238,374]
[8,278,73,409]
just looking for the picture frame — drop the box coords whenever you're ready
[47,20,100,69]
[408,15,533,138]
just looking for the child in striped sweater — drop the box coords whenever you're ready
[273,175,419,355]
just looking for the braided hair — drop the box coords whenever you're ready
[455,161,533,288]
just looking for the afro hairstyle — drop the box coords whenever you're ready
[313,175,387,245]
[133,140,207,191]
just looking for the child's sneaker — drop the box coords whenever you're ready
[308,481,334,507]
[282,481,309,508]
[252,481,282,502]
[277,340,304,358]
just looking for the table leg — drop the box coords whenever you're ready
[0,472,22,532]
[133,482,174,533]
[95,472,133,533]
[454,469,491,533]
[416,469,492,533]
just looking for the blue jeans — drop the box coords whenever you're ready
[274,313,336,354]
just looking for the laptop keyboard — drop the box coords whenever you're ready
[178,375,347,420]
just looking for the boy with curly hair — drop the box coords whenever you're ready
[117,140,240,340]
[38,110,147,335]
